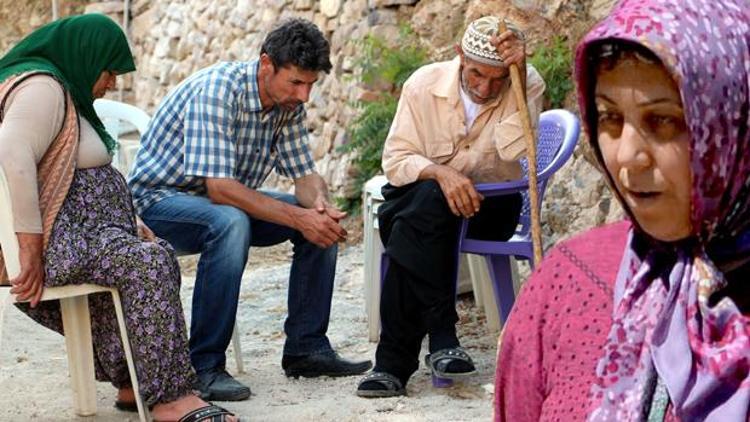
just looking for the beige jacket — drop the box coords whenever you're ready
[382,57,545,186]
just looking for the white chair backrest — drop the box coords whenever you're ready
[93,99,151,175]
[0,165,20,279]
[0,166,13,351]
[93,98,150,139]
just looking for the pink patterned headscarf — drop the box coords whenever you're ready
[574,0,750,420]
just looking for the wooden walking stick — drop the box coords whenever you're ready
[498,20,543,264]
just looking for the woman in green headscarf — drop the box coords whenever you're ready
[0,14,237,422]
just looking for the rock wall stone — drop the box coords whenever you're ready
[0,0,89,55]
[1,0,624,247]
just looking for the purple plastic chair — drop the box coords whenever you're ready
[378,109,579,387]
[379,108,580,322]
[458,108,580,324]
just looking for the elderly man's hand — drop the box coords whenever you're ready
[490,28,526,70]
[429,165,483,218]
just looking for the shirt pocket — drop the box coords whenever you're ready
[496,114,526,161]
[425,141,454,163]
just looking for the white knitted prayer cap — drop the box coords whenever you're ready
[461,16,523,66]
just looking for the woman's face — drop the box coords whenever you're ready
[595,57,692,241]
[92,70,117,98]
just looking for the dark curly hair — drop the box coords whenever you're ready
[260,18,332,73]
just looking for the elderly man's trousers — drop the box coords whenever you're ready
[373,179,521,385]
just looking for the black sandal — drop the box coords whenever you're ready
[424,347,477,379]
[356,372,406,398]
[114,399,138,412]
[178,404,236,422]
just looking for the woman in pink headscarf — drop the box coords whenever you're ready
[494,0,750,420]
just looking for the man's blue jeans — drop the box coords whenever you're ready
[140,191,336,373]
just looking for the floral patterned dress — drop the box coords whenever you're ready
[17,165,196,406]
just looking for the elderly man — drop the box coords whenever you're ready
[356,16,545,397]
[128,19,371,402]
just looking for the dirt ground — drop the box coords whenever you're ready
[0,218,499,422]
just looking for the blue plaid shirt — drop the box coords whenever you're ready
[128,60,315,214]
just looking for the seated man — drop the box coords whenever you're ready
[357,16,545,397]
[128,18,371,402]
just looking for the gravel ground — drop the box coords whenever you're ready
[0,235,499,422]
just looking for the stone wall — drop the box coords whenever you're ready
[0,0,623,246]
[0,0,89,55]
[125,0,418,198]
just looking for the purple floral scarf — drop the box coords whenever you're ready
[574,0,750,420]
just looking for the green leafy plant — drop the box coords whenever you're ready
[356,26,428,89]
[345,96,398,196]
[529,36,574,109]
[338,26,428,214]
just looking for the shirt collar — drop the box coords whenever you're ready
[246,59,263,112]
[431,56,462,107]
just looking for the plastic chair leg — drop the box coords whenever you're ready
[510,258,521,297]
[432,374,454,388]
[110,290,149,422]
[369,254,390,343]
[467,254,502,333]
[232,321,244,374]
[59,295,97,416]
[366,252,382,342]
[466,254,486,312]
[486,255,517,324]
[0,288,9,352]
[363,197,382,343]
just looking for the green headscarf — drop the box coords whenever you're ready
[0,13,135,153]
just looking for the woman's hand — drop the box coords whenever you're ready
[10,233,45,307]
[135,216,156,242]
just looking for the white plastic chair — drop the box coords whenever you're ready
[362,176,483,341]
[93,98,245,374]
[362,175,387,342]
[94,98,150,175]
[0,166,148,421]
[94,98,151,135]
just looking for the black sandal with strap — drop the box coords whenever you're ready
[356,371,406,398]
[178,404,236,422]
[424,347,477,379]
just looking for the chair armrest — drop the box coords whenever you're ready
[474,180,529,198]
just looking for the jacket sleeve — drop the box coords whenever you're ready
[381,81,434,187]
